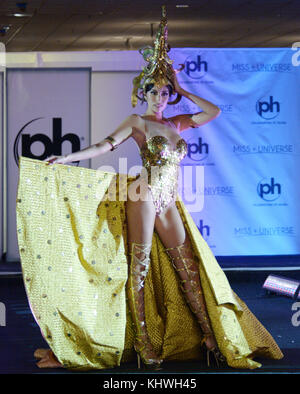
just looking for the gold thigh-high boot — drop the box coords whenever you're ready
[127,241,163,370]
[164,240,226,367]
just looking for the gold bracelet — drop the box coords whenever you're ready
[104,136,119,151]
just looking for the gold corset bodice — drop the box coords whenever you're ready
[140,135,187,166]
[139,134,188,215]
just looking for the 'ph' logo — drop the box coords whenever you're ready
[198,219,210,238]
[257,177,281,201]
[256,96,280,120]
[187,137,209,162]
[14,117,81,166]
[184,55,208,79]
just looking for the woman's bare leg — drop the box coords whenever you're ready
[125,180,162,368]
[154,201,217,350]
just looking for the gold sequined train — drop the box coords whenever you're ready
[16,156,283,370]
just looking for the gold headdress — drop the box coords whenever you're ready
[131,5,182,107]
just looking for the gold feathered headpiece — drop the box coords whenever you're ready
[131,5,182,107]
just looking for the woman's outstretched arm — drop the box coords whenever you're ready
[44,114,143,164]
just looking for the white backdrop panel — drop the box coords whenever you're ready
[91,71,142,175]
[163,48,300,255]
[0,72,3,260]
[7,68,90,262]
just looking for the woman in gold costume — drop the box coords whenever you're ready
[17,7,283,370]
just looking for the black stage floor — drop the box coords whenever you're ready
[0,267,299,375]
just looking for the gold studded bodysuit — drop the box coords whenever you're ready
[138,119,188,215]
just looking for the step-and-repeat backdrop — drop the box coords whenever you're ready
[0,71,3,262]
[1,48,300,263]
[6,68,91,262]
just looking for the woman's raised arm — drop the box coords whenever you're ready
[44,114,142,164]
[169,69,221,131]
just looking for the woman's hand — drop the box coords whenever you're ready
[171,65,185,94]
[43,155,69,165]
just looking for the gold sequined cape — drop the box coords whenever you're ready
[16,156,283,370]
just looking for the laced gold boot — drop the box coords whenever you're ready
[165,241,226,367]
[127,242,163,370]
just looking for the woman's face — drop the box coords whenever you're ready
[145,84,169,113]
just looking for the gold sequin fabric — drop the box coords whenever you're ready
[16,156,283,371]
[140,135,187,215]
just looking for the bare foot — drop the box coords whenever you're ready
[36,349,63,368]
[34,348,50,359]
